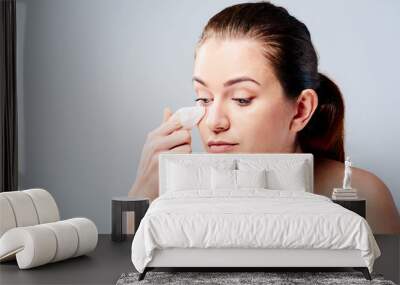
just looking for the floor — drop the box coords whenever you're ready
[0,234,398,285]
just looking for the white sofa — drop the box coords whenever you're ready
[0,188,98,269]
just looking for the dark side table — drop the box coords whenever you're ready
[112,197,149,242]
[332,198,366,218]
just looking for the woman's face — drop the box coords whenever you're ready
[193,38,298,153]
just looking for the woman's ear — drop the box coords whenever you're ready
[289,89,318,132]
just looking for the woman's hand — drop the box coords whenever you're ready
[128,107,192,201]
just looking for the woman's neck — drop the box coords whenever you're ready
[294,142,303,153]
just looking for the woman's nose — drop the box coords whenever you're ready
[205,100,230,133]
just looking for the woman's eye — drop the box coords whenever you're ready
[232,98,252,106]
[195,98,213,106]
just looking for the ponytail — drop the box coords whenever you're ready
[299,73,345,162]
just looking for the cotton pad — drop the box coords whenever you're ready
[170,106,205,129]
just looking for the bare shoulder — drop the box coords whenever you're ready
[314,157,400,234]
[314,157,387,194]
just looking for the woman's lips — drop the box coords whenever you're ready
[208,141,238,153]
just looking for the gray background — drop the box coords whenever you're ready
[16,0,400,234]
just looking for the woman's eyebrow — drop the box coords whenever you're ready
[192,76,260,88]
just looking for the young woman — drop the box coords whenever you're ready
[129,2,400,234]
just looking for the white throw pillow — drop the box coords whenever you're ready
[210,168,236,190]
[167,162,210,191]
[166,159,236,192]
[236,169,267,189]
[266,161,308,191]
[237,159,310,192]
[210,168,268,190]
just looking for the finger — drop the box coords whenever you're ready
[163,107,173,123]
[169,143,191,153]
[152,129,191,152]
[152,115,182,137]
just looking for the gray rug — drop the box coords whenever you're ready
[116,271,396,285]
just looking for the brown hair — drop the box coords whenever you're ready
[196,1,345,162]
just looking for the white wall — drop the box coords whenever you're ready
[16,0,400,233]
